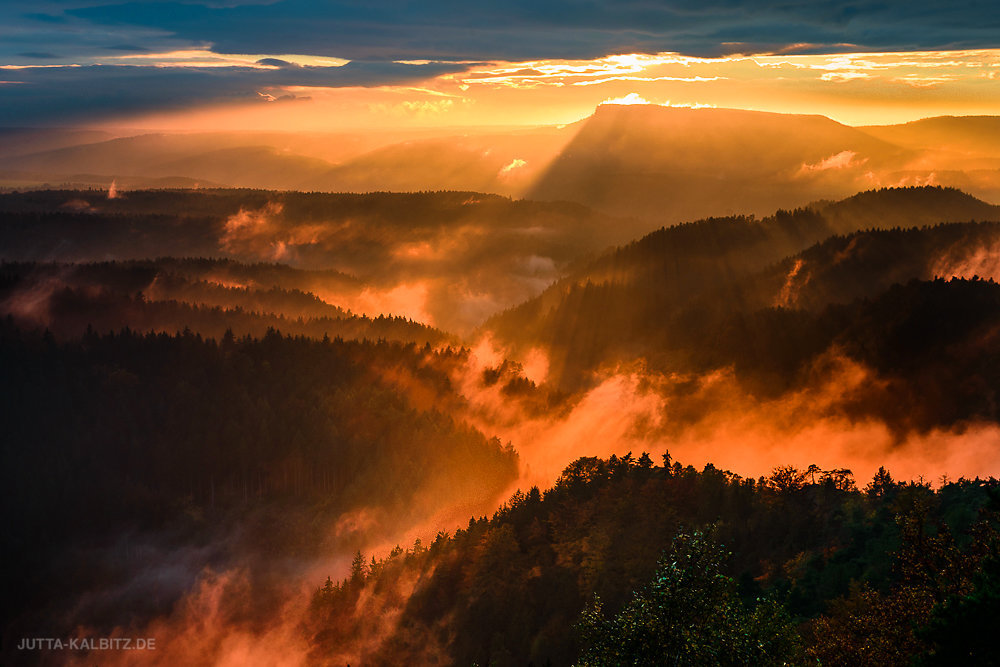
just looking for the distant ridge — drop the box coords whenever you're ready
[485,186,1000,388]
[3,110,998,219]
[860,115,1000,156]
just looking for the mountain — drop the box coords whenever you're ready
[6,181,1000,666]
[0,258,451,346]
[150,146,337,190]
[0,127,115,159]
[303,127,575,196]
[815,185,1000,232]
[1,323,518,644]
[528,104,911,221]
[860,116,1000,162]
[857,116,1000,203]
[485,186,1000,389]
[0,189,630,333]
[1,126,574,195]
[4,112,997,224]
[752,220,1000,312]
[8,136,339,190]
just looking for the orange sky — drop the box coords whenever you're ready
[100,48,1000,132]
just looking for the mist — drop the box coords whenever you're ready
[3,111,1000,664]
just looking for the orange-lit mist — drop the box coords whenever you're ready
[456,337,1000,495]
[933,238,1000,282]
[64,332,1000,666]
[21,46,999,661]
[775,258,809,308]
[67,570,314,667]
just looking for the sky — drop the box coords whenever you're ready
[1,1,999,129]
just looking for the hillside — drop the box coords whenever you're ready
[754,220,1000,312]
[5,112,998,224]
[0,323,519,647]
[0,189,629,333]
[816,185,1000,232]
[860,116,1000,160]
[486,187,1000,391]
[9,136,338,190]
[6,183,1000,665]
[528,105,911,221]
[0,127,116,159]
[304,453,999,666]
[2,126,574,196]
[0,259,451,346]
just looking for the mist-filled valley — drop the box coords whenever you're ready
[4,106,1000,665]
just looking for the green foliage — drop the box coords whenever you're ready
[805,483,1000,665]
[576,529,800,666]
[307,457,1000,665]
[914,489,1000,666]
[917,554,1000,665]
[806,586,934,666]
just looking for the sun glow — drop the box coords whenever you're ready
[90,47,1000,132]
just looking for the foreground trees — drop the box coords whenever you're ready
[1,321,518,644]
[578,529,799,666]
[308,456,1000,666]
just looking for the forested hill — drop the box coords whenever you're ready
[815,185,1000,233]
[0,323,517,645]
[305,452,1000,666]
[0,188,626,273]
[5,184,1000,664]
[0,259,452,346]
[752,220,1000,311]
[485,187,1000,390]
[0,188,633,333]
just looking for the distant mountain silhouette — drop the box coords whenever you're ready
[0,127,115,159]
[528,104,910,221]
[3,127,573,196]
[303,128,573,196]
[813,185,1000,232]
[9,136,337,190]
[4,111,997,220]
[860,115,1000,159]
[855,116,1000,204]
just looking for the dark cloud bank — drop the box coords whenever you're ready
[60,0,1000,60]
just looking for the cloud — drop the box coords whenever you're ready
[821,71,873,82]
[932,238,1000,282]
[498,158,527,175]
[47,0,1000,64]
[255,57,298,69]
[601,92,650,105]
[17,51,60,59]
[2,1,998,128]
[0,61,469,124]
[893,74,956,87]
[798,150,867,174]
